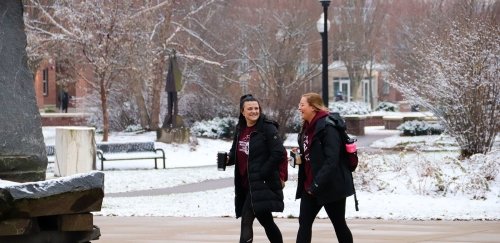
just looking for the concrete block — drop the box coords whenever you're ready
[55,127,96,177]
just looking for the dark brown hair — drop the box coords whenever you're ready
[238,94,262,128]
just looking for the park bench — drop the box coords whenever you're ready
[96,142,166,170]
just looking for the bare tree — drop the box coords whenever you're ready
[25,0,136,141]
[127,0,226,130]
[23,0,57,74]
[220,0,322,138]
[331,0,387,102]
[389,0,499,157]
[25,0,226,137]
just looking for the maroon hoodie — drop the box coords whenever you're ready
[301,110,329,192]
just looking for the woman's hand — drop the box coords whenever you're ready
[280,179,285,188]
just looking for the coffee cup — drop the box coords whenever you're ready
[295,152,302,165]
[290,149,302,165]
[217,151,227,171]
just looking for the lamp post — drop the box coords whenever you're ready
[317,0,331,107]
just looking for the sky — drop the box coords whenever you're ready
[3,126,498,221]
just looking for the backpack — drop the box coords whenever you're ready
[325,112,360,211]
[325,113,359,172]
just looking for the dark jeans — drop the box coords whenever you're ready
[240,193,283,243]
[296,193,352,243]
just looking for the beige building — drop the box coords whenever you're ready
[325,61,403,108]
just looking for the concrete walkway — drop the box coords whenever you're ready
[94,216,500,243]
[106,177,234,197]
[95,127,500,242]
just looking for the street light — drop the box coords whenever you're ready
[317,0,331,107]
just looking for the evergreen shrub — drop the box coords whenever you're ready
[397,120,444,136]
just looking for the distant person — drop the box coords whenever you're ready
[335,91,344,101]
[225,94,285,243]
[61,91,70,113]
[295,92,354,243]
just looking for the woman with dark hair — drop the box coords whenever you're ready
[295,92,354,243]
[226,94,285,243]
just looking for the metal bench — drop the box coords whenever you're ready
[95,142,166,170]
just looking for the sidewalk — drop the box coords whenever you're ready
[94,216,500,243]
[92,127,500,242]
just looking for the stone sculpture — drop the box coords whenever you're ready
[0,0,48,182]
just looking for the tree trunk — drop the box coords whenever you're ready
[149,60,165,130]
[349,72,364,102]
[133,79,150,130]
[351,79,360,102]
[99,80,109,142]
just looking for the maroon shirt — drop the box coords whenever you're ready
[237,125,255,190]
[302,110,329,192]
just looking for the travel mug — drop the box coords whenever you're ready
[217,151,227,171]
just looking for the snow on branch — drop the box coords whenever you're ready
[176,53,223,67]
[27,0,78,39]
[171,21,225,57]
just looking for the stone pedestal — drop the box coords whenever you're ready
[55,127,96,177]
[0,171,104,242]
[344,115,366,136]
[157,127,190,144]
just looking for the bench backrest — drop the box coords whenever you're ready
[97,142,155,153]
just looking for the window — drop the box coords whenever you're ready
[362,79,370,103]
[333,77,350,101]
[42,68,49,96]
[382,80,390,95]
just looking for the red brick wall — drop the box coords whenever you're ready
[34,66,44,108]
[34,59,57,108]
[365,116,385,126]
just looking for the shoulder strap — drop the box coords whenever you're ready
[325,113,351,144]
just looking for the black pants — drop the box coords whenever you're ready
[240,193,283,243]
[296,193,352,243]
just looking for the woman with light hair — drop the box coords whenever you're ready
[294,92,354,243]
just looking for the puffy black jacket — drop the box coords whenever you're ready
[295,116,355,205]
[228,116,285,218]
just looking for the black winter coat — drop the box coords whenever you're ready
[228,116,285,218]
[295,116,355,205]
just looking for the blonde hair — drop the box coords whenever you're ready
[302,93,329,112]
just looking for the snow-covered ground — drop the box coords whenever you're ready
[40,126,499,220]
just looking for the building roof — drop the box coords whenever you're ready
[328,60,392,71]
